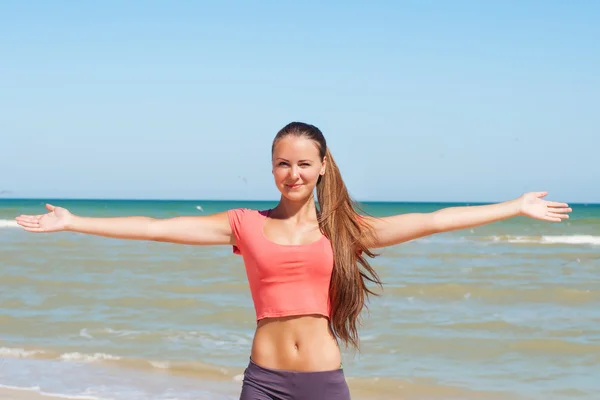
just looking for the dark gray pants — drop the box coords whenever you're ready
[240,358,351,400]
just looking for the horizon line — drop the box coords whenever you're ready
[1,196,598,206]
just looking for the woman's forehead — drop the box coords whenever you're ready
[273,137,321,159]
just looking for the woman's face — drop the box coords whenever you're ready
[272,136,325,202]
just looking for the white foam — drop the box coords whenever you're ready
[503,235,600,246]
[1,346,123,365]
[80,328,94,339]
[103,327,141,337]
[0,219,19,228]
[0,346,45,358]
[59,352,121,362]
[149,361,170,369]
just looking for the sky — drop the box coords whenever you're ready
[1,1,598,203]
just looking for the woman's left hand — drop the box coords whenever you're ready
[518,192,571,222]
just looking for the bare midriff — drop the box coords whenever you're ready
[251,314,341,372]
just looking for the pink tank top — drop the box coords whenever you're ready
[227,208,334,321]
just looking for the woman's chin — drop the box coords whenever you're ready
[281,189,312,201]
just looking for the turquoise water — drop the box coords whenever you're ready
[1,199,599,399]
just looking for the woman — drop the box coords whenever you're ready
[15,122,571,400]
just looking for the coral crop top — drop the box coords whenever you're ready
[227,208,334,321]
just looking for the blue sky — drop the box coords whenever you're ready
[1,1,598,203]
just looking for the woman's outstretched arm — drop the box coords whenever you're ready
[363,192,571,248]
[15,204,234,246]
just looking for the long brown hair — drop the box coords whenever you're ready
[272,121,382,349]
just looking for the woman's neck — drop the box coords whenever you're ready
[272,196,318,223]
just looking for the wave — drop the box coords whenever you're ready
[0,219,18,228]
[0,346,241,381]
[482,235,600,246]
[0,347,48,358]
[411,235,600,246]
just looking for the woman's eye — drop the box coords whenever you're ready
[277,162,310,167]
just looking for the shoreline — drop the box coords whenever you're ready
[0,386,98,400]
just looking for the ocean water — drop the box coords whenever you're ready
[1,199,599,400]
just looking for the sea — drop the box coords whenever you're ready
[1,199,599,400]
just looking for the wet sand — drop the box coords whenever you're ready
[0,387,94,400]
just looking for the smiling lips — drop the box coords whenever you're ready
[286,184,302,189]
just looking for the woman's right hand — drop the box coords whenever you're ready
[14,204,234,245]
[15,204,73,233]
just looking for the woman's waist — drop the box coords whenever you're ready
[251,314,341,372]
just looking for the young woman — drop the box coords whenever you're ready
[15,122,571,400]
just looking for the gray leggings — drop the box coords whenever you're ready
[239,358,351,400]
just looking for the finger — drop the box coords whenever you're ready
[17,220,40,228]
[15,216,41,224]
[536,191,548,198]
[544,216,562,222]
[547,201,569,208]
[23,227,46,233]
[549,207,572,214]
[16,214,41,219]
[46,204,55,211]
[547,212,568,220]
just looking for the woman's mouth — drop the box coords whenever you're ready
[286,184,302,189]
